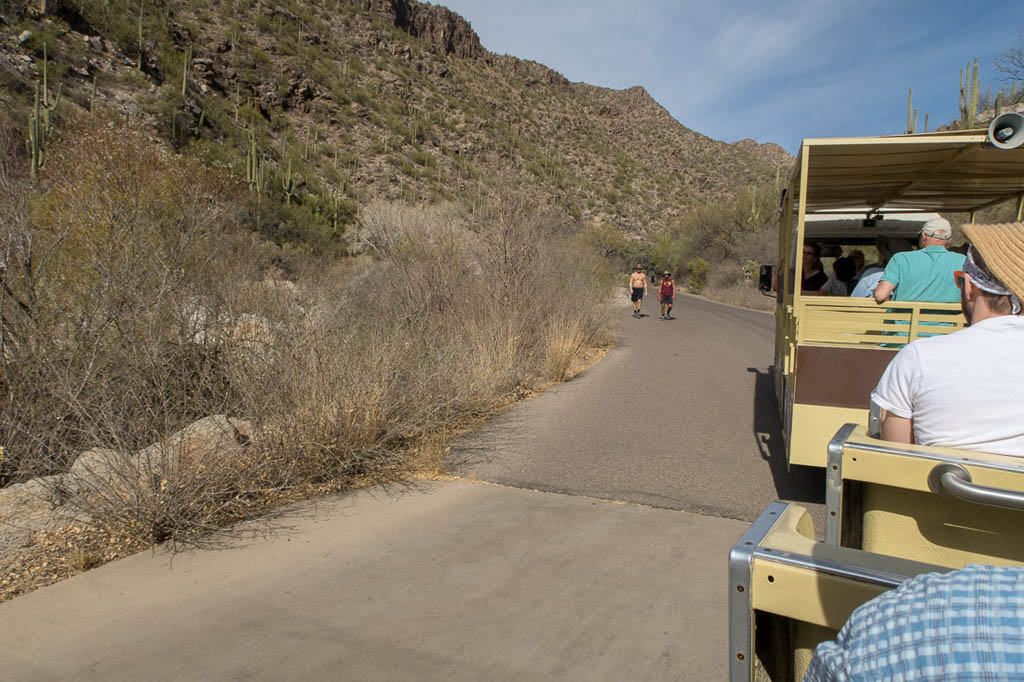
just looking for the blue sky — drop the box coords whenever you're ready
[438,0,1024,154]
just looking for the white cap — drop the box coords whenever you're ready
[921,217,952,240]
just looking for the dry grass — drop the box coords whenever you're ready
[544,316,591,382]
[0,123,617,598]
[702,282,776,312]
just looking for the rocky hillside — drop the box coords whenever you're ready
[0,0,792,245]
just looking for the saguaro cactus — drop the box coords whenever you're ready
[960,58,980,128]
[246,124,264,196]
[907,88,913,134]
[280,158,295,204]
[137,0,145,71]
[26,46,62,184]
[968,59,979,129]
[181,44,191,98]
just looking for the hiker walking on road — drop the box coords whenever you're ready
[659,271,676,320]
[629,265,648,318]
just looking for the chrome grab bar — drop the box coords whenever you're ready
[928,463,1024,511]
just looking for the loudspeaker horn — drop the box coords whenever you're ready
[988,112,1024,149]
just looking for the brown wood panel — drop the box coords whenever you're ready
[794,346,898,409]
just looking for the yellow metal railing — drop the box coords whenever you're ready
[797,297,965,347]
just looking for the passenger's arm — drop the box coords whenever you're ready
[873,280,895,304]
[879,410,913,444]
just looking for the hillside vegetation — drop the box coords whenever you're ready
[1,0,789,249]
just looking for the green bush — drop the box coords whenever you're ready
[686,257,709,293]
[651,232,692,277]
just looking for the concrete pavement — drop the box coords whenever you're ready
[0,481,747,681]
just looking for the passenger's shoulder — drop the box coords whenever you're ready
[907,324,977,356]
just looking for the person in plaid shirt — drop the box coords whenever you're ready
[804,565,1024,681]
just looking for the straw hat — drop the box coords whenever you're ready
[962,222,1024,299]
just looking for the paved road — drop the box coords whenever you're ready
[0,294,824,681]
[451,293,825,525]
[0,482,747,682]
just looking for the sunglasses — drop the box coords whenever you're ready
[954,270,966,289]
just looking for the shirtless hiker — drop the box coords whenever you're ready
[628,265,647,318]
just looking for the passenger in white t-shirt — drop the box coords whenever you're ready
[871,224,1024,456]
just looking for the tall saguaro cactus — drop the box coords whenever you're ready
[960,58,980,128]
[181,44,191,98]
[281,158,295,204]
[907,88,913,134]
[137,0,145,71]
[246,124,264,197]
[26,44,62,184]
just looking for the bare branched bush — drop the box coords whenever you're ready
[0,123,269,539]
[1,128,614,549]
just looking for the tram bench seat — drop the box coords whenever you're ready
[825,423,1024,567]
[729,501,946,682]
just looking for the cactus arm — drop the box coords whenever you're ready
[968,58,979,129]
[181,45,191,98]
[907,88,912,134]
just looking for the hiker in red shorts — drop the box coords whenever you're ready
[659,271,676,320]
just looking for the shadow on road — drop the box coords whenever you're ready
[748,366,824,505]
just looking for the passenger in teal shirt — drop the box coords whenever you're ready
[873,217,965,342]
[874,218,965,303]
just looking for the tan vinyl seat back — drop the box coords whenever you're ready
[729,502,944,682]
[826,424,1024,567]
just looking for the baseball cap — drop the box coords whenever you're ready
[921,217,952,240]
[663,271,670,275]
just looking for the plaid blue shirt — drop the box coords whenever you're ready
[804,565,1024,681]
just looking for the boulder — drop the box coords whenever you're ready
[68,448,131,492]
[0,476,66,519]
[0,475,80,556]
[135,415,253,481]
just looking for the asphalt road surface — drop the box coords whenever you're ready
[450,292,825,525]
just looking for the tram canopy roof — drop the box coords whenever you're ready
[792,130,1024,215]
[803,212,943,240]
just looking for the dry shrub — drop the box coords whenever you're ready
[228,195,615,508]
[544,316,589,382]
[0,126,615,545]
[703,281,775,312]
[0,122,266,539]
[1,123,251,477]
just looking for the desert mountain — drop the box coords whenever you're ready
[1,0,792,246]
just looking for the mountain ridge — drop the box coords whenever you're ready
[0,0,792,244]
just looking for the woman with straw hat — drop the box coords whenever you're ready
[871,222,1024,456]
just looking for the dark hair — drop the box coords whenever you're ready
[833,257,856,284]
